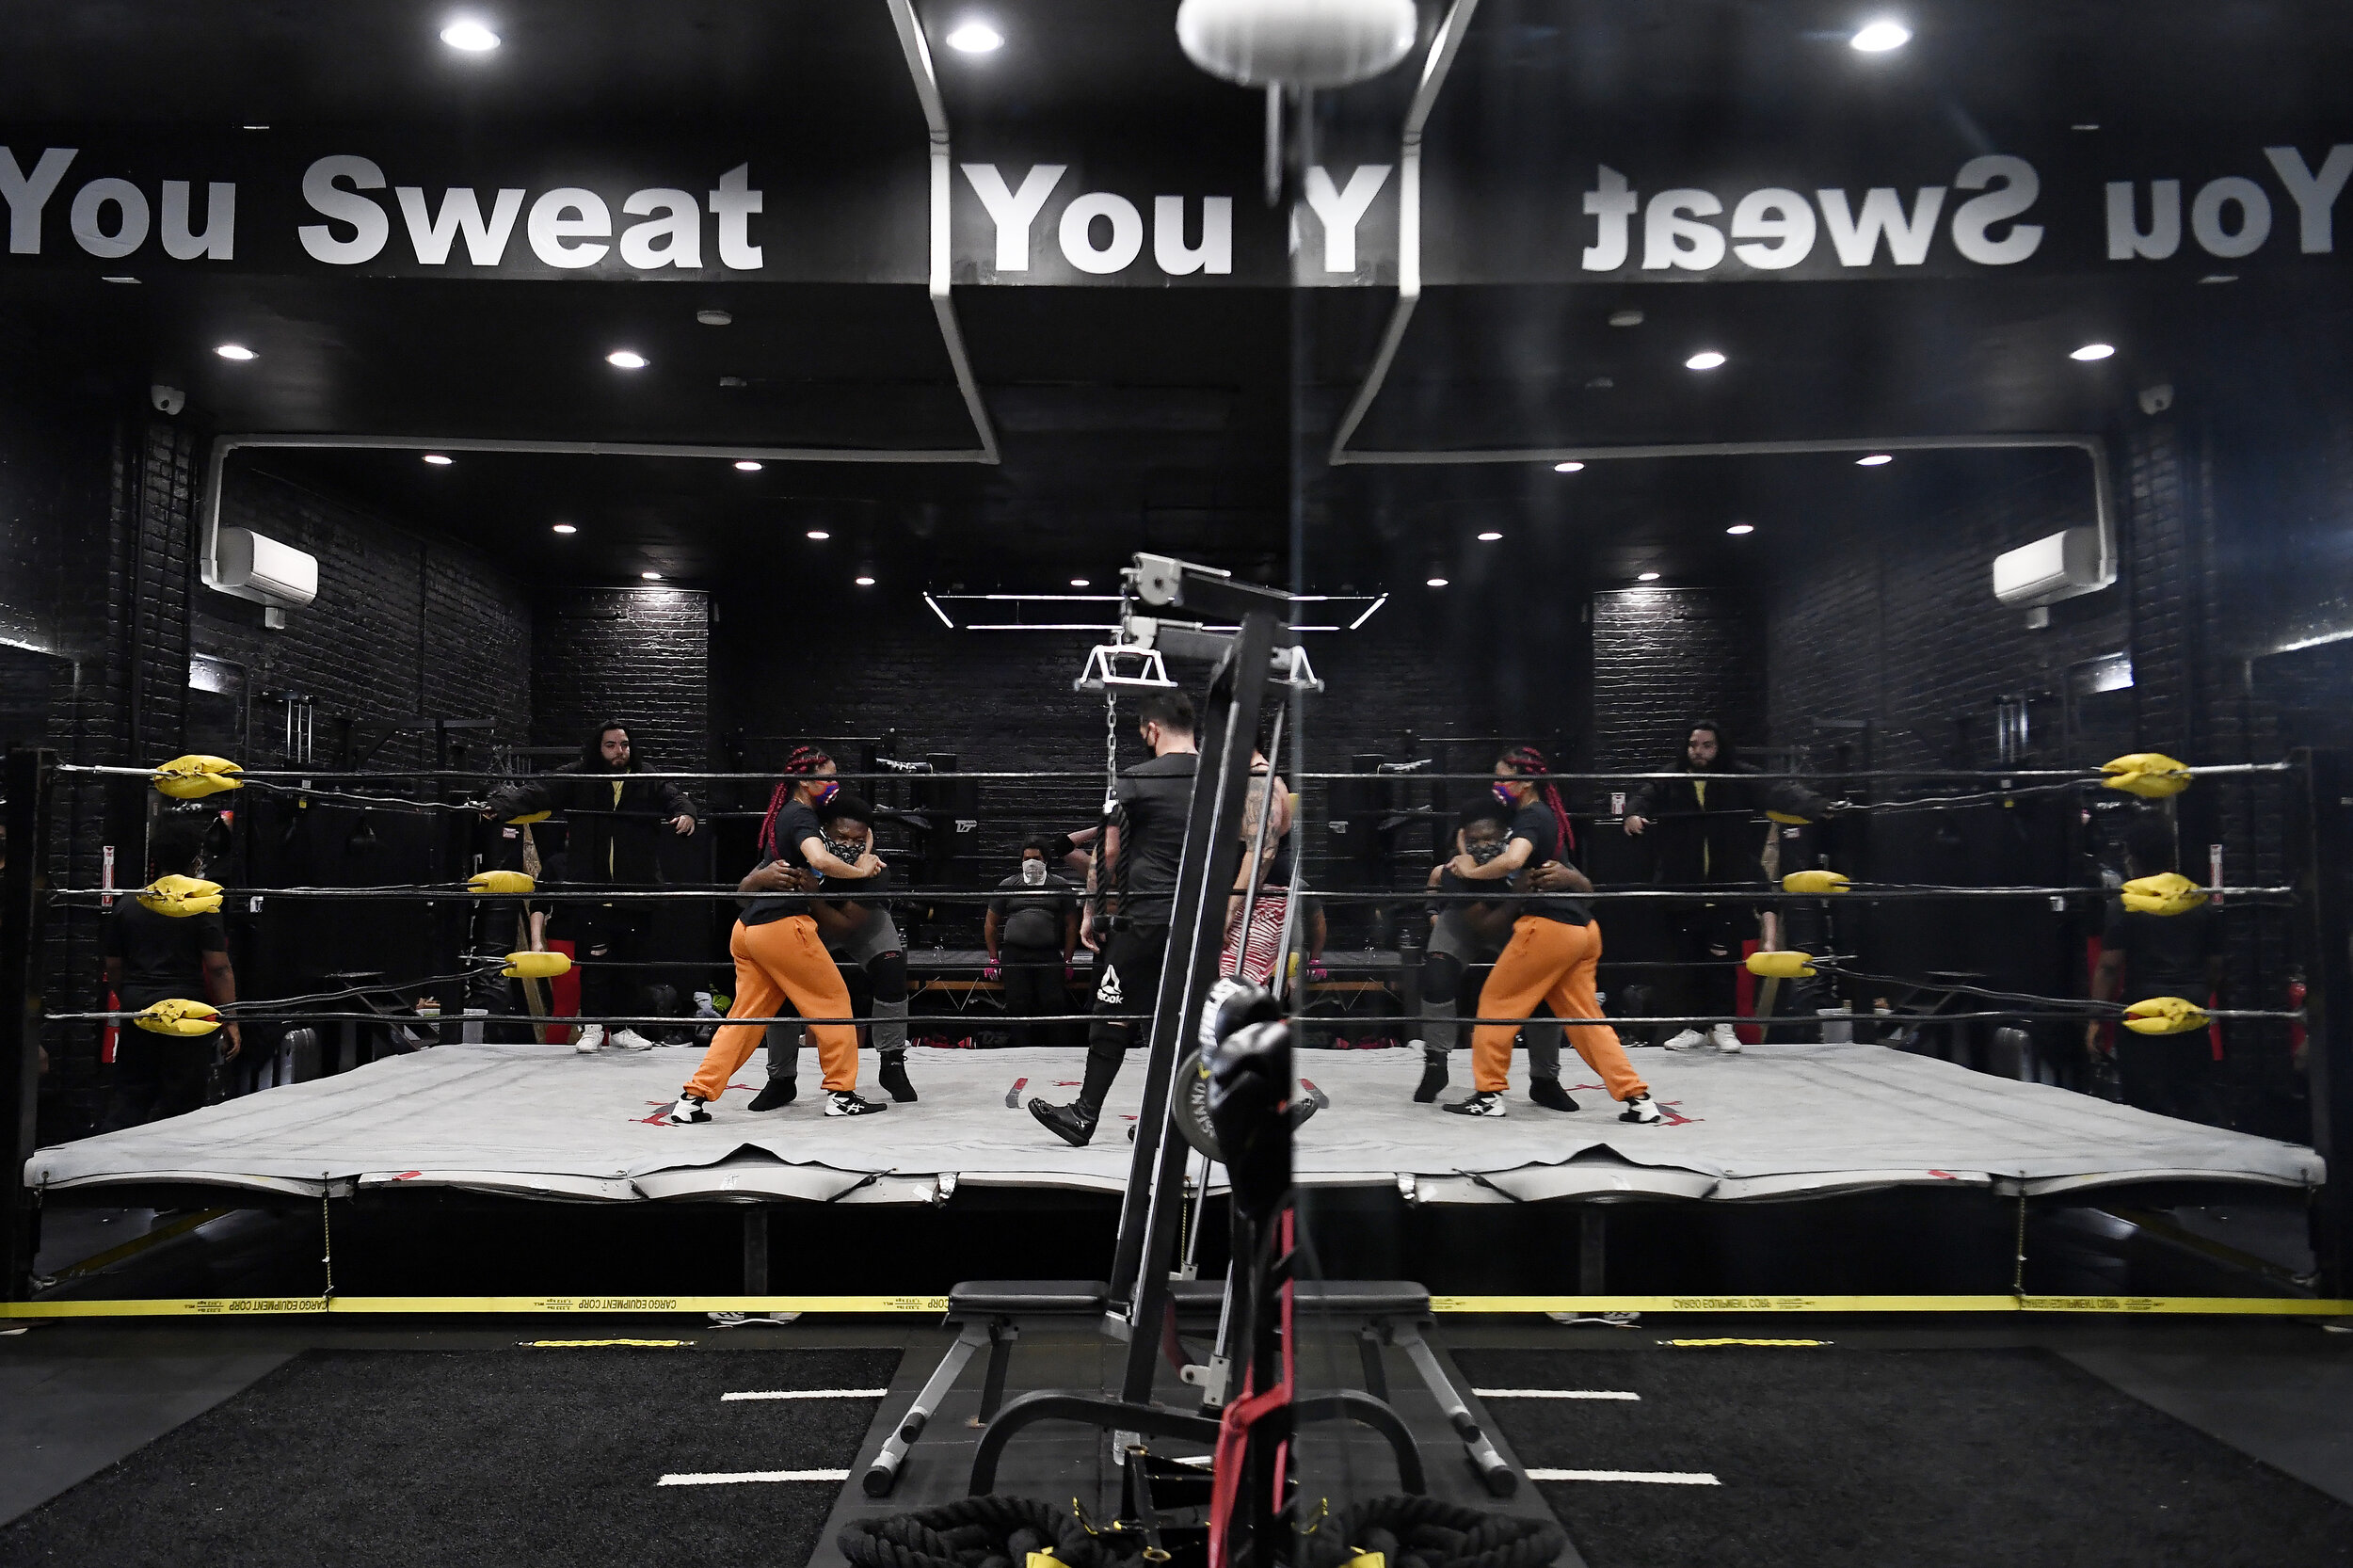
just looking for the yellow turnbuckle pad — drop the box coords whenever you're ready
[503,950,572,979]
[2120,872,2208,918]
[1781,869,1850,895]
[1745,950,1818,980]
[152,754,243,798]
[2121,996,2209,1035]
[467,870,536,895]
[506,809,552,824]
[138,874,224,918]
[135,998,221,1036]
[2101,753,2191,799]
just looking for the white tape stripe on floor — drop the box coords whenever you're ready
[658,1469,853,1486]
[1525,1469,1719,1485]
[720,1388,891,1401]
[1472,1388,1641,1400]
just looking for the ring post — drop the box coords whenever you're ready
[2294,748,2352,1299]
[3,748,56,1299]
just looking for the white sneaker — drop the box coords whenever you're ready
[1618,1094,1663,1125]
[1710,1024,1743,1053]
[573,1024,606,1053]
[666,1095,711,1125]
[610,1027,657,1051]
[1662,1028,1706,1050]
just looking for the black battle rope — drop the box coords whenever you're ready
[840,1495,1111,1568]
[1298,1494,1568,1568]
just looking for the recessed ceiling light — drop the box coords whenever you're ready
[1849,20,1911,52]
[1856,453,1894,466]
[641,570,664,581]
[552,523,577,535]
[1477,531,1503,541]
[855,575,877,586]
[1638,571,1662,582]
[1608,309,1644,328]
[1553,460,1585,472]
[733,459,763,472]
[945,21,1003,52]
[1685,350,1726,370]
[606,349,648,369]
[214,344,255,360]
[696,310,732,326]
[423,453,454,466]
[806,529,830,540]
[1070,578,1091,587]
[440,19,500,51]
[1726,523,1755,536]
[1425,577,1449,587]
[2070,342,2116,361]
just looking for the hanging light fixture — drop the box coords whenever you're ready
[1175,0,1417,88]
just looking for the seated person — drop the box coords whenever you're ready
[1412,812,1574,1110]
[987,839,1080,1048]
[104,816,240,1128]
[759,792,916,1107]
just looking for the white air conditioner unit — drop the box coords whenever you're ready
[1992,526,2102,608]
[214,527,319,609]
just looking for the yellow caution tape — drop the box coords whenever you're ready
[2121,872,2208,917]
[152,754,243,798]
[134,999,221,1037]
[2101,752,2192,798]
[1665,1338,1828,1347]
[0,1295,951,1319]
[503,950,571,979]
[1428,1295,2353,1316]
[138,874,224,918]
[468,870,536,895]
[507,809,552,824]
[1780,869,1850,895]
[1745,950,1817,980]
[522,1338,693,1348]
[2122,996,2210,1035]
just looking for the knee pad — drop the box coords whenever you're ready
[1425,952,1465,1006]
[866,950,907,1002]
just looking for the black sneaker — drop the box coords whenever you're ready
[665,1094,712,1125]
[877,1052,918,1103]
[1443,1090,1507,1118]
[748,1079,795,1112]
[1030,1098,1098,1147]
[1528,1078,1578,1112]
[1412,1044,1449,1104]
[825,1090,888,1117]
[1618,1093,1663,1125]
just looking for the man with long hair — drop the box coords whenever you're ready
[484,720,697,1051]
[1623,719,1769,1051]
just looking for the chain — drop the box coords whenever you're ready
[1103,689,1120,812]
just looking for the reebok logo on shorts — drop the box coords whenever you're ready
[1096,964,1124,1004]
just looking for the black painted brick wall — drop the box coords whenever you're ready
[533,586,712,777]
[1592,586,1765,773]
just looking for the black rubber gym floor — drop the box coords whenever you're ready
[1453,1346,2353,1568]
[0,1346,899,1568]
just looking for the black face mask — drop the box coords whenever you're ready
[822,836,867,866]
[1465,838,1508,866]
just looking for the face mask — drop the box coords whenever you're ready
[1020,858,1048,887]
[822,835,864,865]
[810,780,840,806]
[1466,839,1507,866]
[1491,781,1516,806]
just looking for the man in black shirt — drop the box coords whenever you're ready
[987,837,1080,1048]
[1031,691,1199,1146]
[483,720,697,1053]
[103,817,240,1128]
[2089,816,2225,1120]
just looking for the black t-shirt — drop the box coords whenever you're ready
[743,800,826,925]
[992,872,1077,950]
[1112,752,1199,928]
[2103,903,2221,1004]
[1507,802,1591,925]
[104,901,228,1011]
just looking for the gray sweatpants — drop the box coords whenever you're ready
[765,910,908,1079]
[1418,908,1563,1079]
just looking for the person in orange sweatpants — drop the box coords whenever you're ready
[665,747,888,1123]
[1439,744,1662,1124]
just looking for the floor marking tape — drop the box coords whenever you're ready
[1431,1295,2353,1316]
[1525,1469,1721,1485]
[1664,1338,1828,1348]
[720,1388,891,1400]
[0,1295,949,1319]
[658,1470,853,1486]
[1472,1389,1641,1400]
[524,1338,694,1348]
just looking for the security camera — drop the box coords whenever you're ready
[151,384,185,416]
[2137,382,2174,417]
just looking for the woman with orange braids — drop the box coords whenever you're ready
[1437,745,1660,1124]
[666,748,888,1122]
